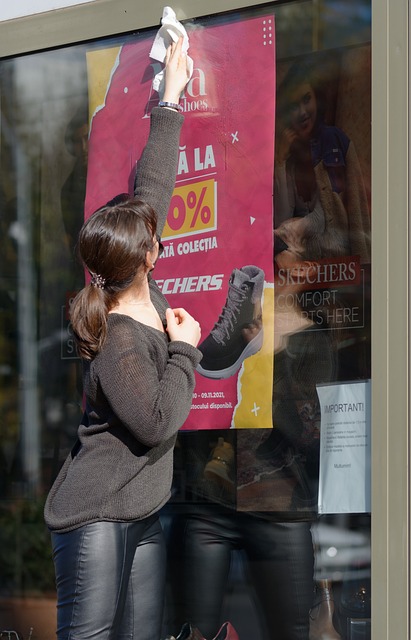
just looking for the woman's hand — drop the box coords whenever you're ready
[276,126,298,165]
[162,36,190,105]
[165,307,201,347]
[275,216,310,254]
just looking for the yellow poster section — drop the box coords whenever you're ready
[86,46,122,124]
[233,285,274,428]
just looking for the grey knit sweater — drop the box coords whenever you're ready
[44,108,202,532]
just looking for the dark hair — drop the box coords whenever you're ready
[277,59,326,128]
[70,197,157,360]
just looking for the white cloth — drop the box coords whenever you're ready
[149,6,193,98]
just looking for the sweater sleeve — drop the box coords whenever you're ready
[134,106,184,235]
[96,324,202,447]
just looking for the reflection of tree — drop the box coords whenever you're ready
[0,190,19,495]
[41,98,91,485]
[36,59,90,488]
[0,50,89,503]
[61,104,89,289]
[0,104,40,495]
[274,0,371,59]
[0,498,56,594]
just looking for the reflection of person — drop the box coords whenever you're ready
[167,431,315,640]
[260,264,337,509]
[274,59,371,264]
[167,382,330,640]
[166,265,343,640]
[44,39,202,640]
[173,513,314,640]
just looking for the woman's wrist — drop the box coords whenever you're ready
[161,90,182,105]
[158,100,182,112]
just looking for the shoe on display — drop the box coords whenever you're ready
[339,578,371,636]
[196,265,264,379]
[213,622,240,640]
[164,621,239,640]
[163,622,205,640]
[203,437,235,490]
[309,580,341,640]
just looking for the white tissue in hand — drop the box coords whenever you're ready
[149,6,193,97]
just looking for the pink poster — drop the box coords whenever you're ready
[85,15,276,429]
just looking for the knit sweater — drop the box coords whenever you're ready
[44,107,202,532]
[275,124,371,263]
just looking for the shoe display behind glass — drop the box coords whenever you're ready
[163,622,205,640]
[309,579,341,640]
[213,621,239,640]
[339,577,371,639]
[163,621,239,640]
[203,437,235,490]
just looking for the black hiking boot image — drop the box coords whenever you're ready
[196,265,264,379]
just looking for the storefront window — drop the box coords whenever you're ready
[0,1,371,638]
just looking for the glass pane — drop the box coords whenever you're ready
[0,2,371,639]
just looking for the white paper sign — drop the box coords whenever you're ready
[317,380,371,514]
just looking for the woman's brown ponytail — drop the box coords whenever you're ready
[69,197,157,360]
[70,284,111,360]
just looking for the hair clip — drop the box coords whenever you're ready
[90,273,106,289]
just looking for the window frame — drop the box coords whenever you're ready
[0,0,409,637]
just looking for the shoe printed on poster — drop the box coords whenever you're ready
[193,264,274,430]
[196,265,265,380]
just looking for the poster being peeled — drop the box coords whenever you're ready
[85,14,276,430]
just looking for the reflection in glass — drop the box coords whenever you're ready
[0,2,371,639]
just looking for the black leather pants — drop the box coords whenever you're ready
[51,515,166,640]
[168,510,314,640]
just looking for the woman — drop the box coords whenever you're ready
[274,59,371,265]
[44,38,202,640]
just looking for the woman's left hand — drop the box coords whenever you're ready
[162,36,190,105]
